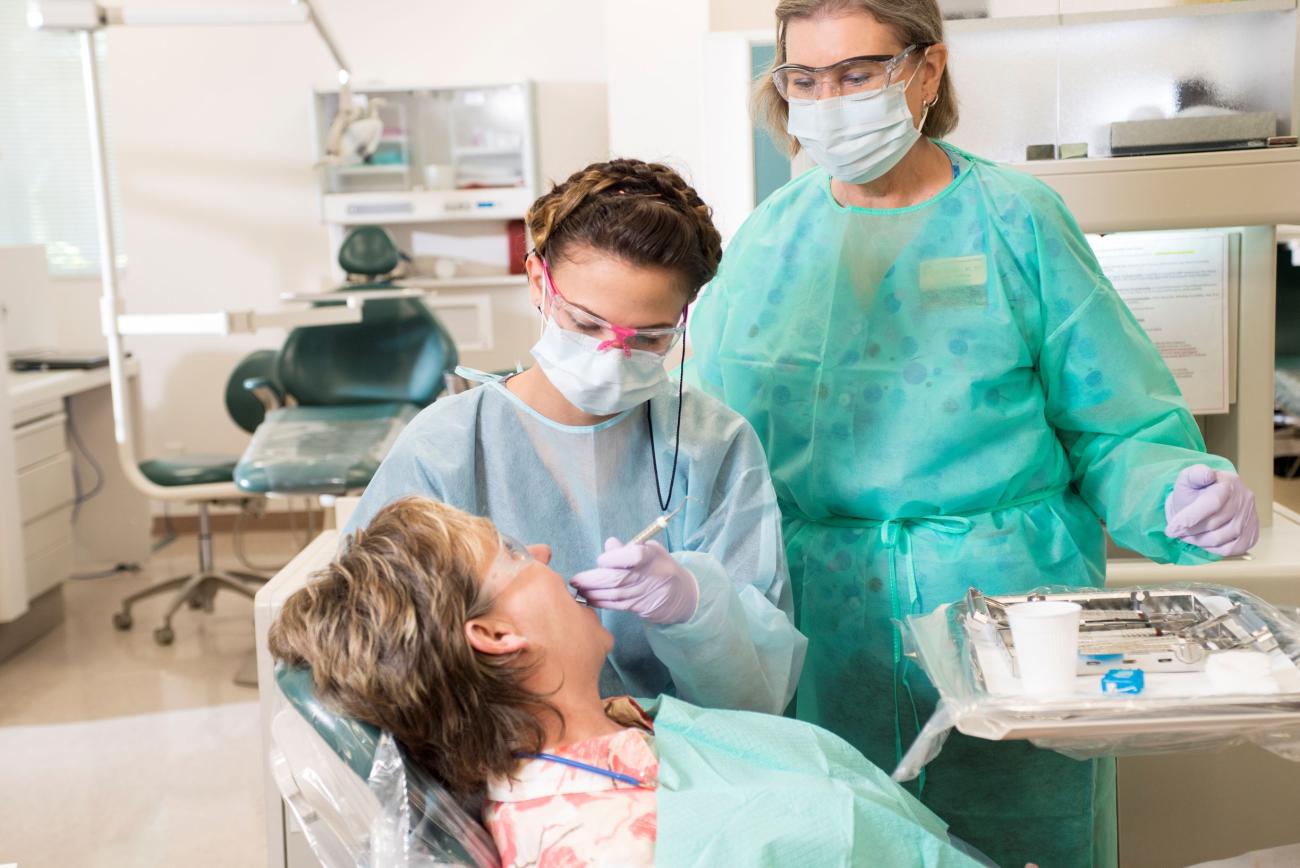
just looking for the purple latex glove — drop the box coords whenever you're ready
[1164,464,1260,557]
[570,538,700,625]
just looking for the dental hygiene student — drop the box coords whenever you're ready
[685,1,1258,866]
[345,158,806,716]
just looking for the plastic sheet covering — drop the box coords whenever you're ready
[235,403,418,494]
[892,584,1300,782]
[268,685,499,867]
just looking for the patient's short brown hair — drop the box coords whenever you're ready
[269,496,555,798]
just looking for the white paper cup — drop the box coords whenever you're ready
[1007,601,1082,697]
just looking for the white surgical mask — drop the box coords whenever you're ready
[530,318,668,416]
[786,64,929,185]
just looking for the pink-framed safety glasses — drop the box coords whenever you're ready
[538,256,687,357]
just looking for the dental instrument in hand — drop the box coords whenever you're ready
[628,498,691,545]
[572,498,691,607]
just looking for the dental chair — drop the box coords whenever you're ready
[1274,243,1300,475]
[233,227,457,497]
[270,665,499,868]
[111,351,278,645]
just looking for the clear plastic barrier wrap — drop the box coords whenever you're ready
[268,670,500,867]
[893,584,1300,782]
[235,404,418,494]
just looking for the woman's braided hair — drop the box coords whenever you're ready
[525,158,723,300]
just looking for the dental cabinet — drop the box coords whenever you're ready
[311,82,543,374]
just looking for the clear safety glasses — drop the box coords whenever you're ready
[538,256,686,357]
[484,532,535,594]
[772,43,928,101]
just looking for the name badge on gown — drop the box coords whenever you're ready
[919,254,989,309]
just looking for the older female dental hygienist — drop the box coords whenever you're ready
[345,158,805,716]
[685,1,1259,866]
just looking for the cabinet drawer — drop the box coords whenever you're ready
[23,506,74,559]
[26,542,72,598]
[17,452,76,524]
[14,412,68,471]
[13,398,63,429]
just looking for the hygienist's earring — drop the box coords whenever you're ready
[917,94,937,131]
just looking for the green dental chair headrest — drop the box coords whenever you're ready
[338,225,402,279]
[277,665,382,779]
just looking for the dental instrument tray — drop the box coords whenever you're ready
[973,588,1283,680]
[892,584,1300,782]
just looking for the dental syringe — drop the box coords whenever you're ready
[627,499,690,545]
[573,499,691,607]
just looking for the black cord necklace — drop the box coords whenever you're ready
[647,335,688,512]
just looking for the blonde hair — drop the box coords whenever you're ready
[526,158,723,301]
[754,0,959,155]
[268,497,556,799]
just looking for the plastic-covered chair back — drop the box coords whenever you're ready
[275,226,458,407]
[275,289,457,407]
[272,666,500,867]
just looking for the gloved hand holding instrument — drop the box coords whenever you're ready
[571,500,699,625]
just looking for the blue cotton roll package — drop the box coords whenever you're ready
[1101,669,1145,695]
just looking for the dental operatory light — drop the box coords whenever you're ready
[318,92,388,168]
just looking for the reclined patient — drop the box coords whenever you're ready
[269,497,987,867]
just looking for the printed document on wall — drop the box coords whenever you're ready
[1088,232,1230,415]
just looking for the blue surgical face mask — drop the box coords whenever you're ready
[530,318,668,416]
[785,60,929,185]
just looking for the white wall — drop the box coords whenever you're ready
[604,0,710,184]
[92,0,609,461]
[605,0,778,241]
[709,0,773,32]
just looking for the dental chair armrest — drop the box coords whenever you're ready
[243,376,285,413]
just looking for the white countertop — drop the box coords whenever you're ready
[1109,504,1300,596]
[7,358,140,412]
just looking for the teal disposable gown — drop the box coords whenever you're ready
[650,695,988,867]
[343,374,807,716]
[686,142,1232,868]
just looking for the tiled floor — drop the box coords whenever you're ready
[0,529,306,868]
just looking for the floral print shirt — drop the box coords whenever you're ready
[484,697,658,867]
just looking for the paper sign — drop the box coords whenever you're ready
[1088,232,1230,415]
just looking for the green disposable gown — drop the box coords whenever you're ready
[686,142,1231,868]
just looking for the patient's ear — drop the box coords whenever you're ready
[465,617,527,656]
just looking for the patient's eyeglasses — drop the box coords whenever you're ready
[484,532,535,594]
[483,531,593,607]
